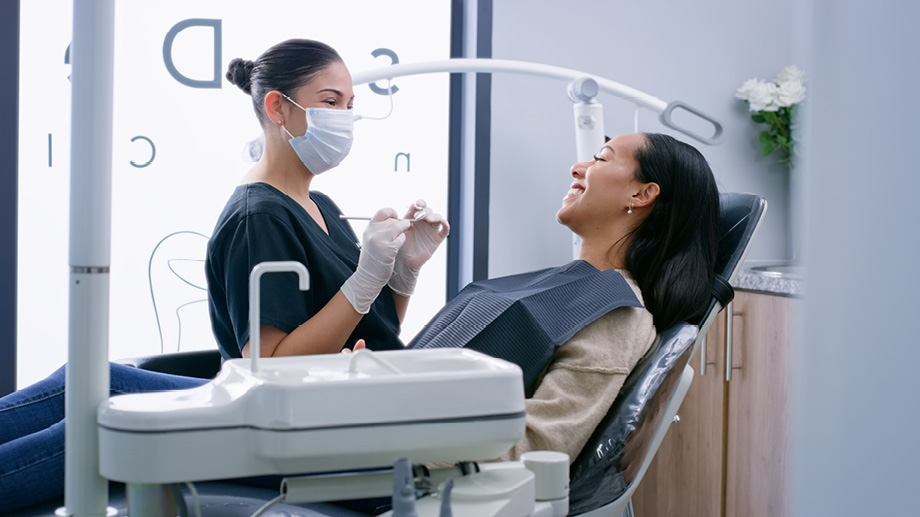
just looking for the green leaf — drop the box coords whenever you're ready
[751,113,766,123]
[762,141,774,156]
[759,131,772,145]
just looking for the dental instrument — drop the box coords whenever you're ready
[339,213,428,222]
[340,203,429,222]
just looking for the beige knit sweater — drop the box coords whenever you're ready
[498,269,656,463]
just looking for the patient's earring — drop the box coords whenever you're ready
[627,204,633,214]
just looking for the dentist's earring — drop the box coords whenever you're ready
[627,204,633,214]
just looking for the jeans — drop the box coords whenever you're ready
[0,363,208,513]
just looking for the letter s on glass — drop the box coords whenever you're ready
[369,48,400,96]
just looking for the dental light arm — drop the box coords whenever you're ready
[352,58,724,265]
[351,58,723,146]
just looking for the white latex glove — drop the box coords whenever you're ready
[388,199,450,296]
[341,209,411,314]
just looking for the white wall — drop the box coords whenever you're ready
[791,1,920,514]
[489,0,796,276]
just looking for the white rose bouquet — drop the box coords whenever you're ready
[736,65,806,167]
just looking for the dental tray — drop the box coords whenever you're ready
[98,349,526,484]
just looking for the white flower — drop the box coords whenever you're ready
[774,65,805,85]
[735,78,763,103]
[746,81,780,112]
[775,79,807,107]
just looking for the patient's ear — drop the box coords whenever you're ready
[633,182,661,208]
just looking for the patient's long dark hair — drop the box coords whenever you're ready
[626,133,720,330]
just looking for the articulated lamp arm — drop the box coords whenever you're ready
[351,58,723,146]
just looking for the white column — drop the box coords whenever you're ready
[62,0,115,515]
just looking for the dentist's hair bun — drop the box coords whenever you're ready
[226,58,255,95]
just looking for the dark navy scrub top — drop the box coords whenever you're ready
[205,182,404,359]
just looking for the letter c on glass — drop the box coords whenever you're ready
[130,136,156,168]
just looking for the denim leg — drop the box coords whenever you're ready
[0,363,208,446]
[108,362,209,394]
[0,364,67,446]
[0,362,208,512]
[0,420,65,513]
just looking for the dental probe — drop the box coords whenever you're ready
[339,212,428,222]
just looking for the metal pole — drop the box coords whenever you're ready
[61,1,115,515]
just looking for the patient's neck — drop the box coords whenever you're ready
[578,236,630,271]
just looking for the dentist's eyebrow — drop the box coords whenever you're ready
[318,88,355,102]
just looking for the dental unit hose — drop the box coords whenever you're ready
[392,457,418,517]
[439,478,454,517]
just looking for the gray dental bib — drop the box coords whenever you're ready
[407,261,642,389]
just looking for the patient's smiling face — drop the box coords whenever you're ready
[557,133,647,234]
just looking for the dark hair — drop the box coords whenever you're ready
[625,133,720,330]
[226,39,343,126]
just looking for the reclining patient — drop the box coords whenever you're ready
[0,129,719,512]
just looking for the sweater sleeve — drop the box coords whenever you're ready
[499,303,656,463]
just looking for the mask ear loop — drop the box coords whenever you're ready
[354,79,394,121]
[282,93,308,112]
[278,93,302,139]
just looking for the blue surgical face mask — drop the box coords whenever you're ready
[281,94,355,175]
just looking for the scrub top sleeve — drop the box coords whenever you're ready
[224,212,313,352]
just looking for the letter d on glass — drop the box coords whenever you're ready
[163,18,222,89]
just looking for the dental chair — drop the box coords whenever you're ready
[19,194,764,517]
[565,192,767,516]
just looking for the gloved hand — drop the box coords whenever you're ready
[388,199,450,296]
[341,209,411,314]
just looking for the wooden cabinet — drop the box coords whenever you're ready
[632,291,800,517]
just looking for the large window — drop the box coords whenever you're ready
[17,1,453,387]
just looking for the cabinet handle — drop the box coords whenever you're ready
[700,335,706,376]
[726,302,744,381]
[726,301,733,381]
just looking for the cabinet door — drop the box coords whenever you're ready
[724,292,799,517]
[632,311,726,517]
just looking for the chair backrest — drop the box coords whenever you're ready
[695,193,768,335]
[568,323,698,514]
[567,192,767,514]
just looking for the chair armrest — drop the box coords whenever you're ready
[116,349,223,379]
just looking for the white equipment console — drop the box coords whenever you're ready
[98,348,526,484]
